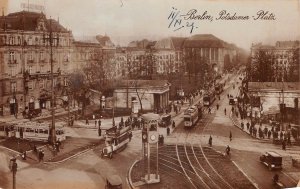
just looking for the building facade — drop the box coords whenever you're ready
[248,82,299,124]
[183,34,237,74]
[0,11,73,116]
[154,37,185,74]
[250,41,300,82]
[114,80,170,112]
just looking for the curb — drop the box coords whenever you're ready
[229,113,261,140]
[232,160,260,189]
[0,145,20,154]
[127,159,140,189]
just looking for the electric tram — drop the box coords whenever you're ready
[14,121,66,142]
[101,126,132,159]
[184,106,199,128]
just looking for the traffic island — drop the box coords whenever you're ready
[129,144,257,189]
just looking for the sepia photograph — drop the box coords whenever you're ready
[0,0,299,188]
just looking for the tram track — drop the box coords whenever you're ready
[170,80,236,189]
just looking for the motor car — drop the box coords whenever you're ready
[158,114,171,127]
[229,98,237,105]
[105,174,122,189]
[260,151,282,170]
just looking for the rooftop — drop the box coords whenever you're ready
[183,34,227,48]
[0,11,69,32]
[248,82,300,92]
[116,80,170,88]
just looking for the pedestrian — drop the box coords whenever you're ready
[229,131,232,141]
[86,118,89,125]
[33,144,37,154]
[38,150,42,162]
[225,145,230,156]
[98,127,102,136]
[208,107,211,114]
[208,135,212,147]
[280,131,283,140]
[246,122,250,130]
[172,121,175,128]
[92,114,95,120]
[268,130,271,139]
[241,122,244,130]
[216,104,219,110]
[224,108,227,115]
[167,127,170,136]
[21,151,27,160]
[282,140,286,150]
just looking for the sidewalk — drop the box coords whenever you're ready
[230,111,296,144]
[0,107,79,124]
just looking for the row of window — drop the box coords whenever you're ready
[1,35,70,47]
[8,77,68,92]
[7,51,70,63]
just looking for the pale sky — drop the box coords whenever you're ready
[5,0,300,50]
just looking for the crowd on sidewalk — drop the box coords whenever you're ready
[231,100,296,150]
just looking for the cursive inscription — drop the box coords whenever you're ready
[167,8,276,33]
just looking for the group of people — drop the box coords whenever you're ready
[33,144,45,162]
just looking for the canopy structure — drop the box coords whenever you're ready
[141,113,160,122]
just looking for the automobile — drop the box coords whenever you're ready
[260,151,282,170]
[158,114,171,127]
[105,174,122,189]
[229,98,237,105]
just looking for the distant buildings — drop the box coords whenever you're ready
[182,34,237,74]
[0,10,241,117]
[247,40,300,124]
[250,41,300,82]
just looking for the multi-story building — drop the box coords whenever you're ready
[0,11,73,116]
[250,41,300,82]
[183,34,237,74]
[154,37,186,74]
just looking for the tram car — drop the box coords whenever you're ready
[203,91,216,106]
[101,126,132,159]
[14,121,66,142]
[0,122,15,138]
[215,82,225,95]
[184,106,199,128]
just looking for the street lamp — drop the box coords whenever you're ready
[10,157,17,189]
[43,17,59,144]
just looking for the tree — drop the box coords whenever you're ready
[289,47,300,82]
[68,71,90,115]
[251,50,274,82]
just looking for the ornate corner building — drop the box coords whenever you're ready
[0,11,74,116]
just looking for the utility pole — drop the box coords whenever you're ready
[43,17,59,144]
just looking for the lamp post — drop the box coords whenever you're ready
[10,157,17,189]
[43,18,59,144]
